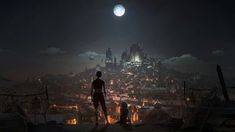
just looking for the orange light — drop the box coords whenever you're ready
[67,118,77,125]
[116,105,120,113]
[108,115,111,124]
[107,115,117,124]
[132,112,139,123]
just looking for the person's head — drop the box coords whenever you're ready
[96,71,102,78]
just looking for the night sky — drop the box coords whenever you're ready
[0,0,235,80]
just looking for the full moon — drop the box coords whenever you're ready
[113,4,125,17]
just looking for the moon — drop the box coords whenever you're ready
[113,4,125,17]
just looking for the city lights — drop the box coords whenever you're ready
[66,118,77,125]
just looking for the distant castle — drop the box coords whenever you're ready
[105,48,117,69]
[121,44,145,67]
[105,44,146,69]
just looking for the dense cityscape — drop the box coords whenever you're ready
[0,44,217,126]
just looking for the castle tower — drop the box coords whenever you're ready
[105,48,113,69]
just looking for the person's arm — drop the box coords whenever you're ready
[103,81,106,97]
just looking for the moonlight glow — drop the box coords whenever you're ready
[113,4,125,17]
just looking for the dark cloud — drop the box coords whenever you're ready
[211,50,224,56]
[40,47,66,55]
[162,54,211,74]
[163,54,198,65]
[78,51,105,60]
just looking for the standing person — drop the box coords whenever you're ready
[91,71,109,126]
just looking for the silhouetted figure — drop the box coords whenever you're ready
[116,102,131,125]
[91,71,109,126]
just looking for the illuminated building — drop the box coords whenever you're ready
[131,106,139,124]
[105,48,113,69]
[120,50,129,67]
[129,44,144,66]
[121,44,145,67]
[66,118,77,125]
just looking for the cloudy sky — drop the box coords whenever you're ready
[0,0,235,80]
